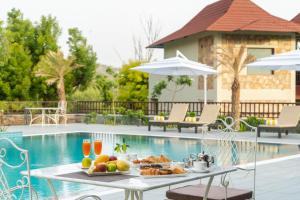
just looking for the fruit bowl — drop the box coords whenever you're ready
[80,155,131,176]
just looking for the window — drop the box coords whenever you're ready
[247,48,274,75]
[297,39,300,50]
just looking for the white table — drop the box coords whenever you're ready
[24,107,59,126]
[22,163,236,200]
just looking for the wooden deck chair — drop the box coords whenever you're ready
[148,103,189,132]
[257,106,300,138]
[178,104,220,133]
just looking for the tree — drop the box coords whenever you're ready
[30,15,61,100]
[31,15,61,64]
[67,28,97,90]
[217,45,256,126]
[35,51,78,101]
[151,76,192,101]
[6,9,35,48]
[1,9,62,100]
[118,60,149,102]
[133,16,161,62]
[95,74,114,101]
[0,43,32,100]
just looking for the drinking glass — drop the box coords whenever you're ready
[82,139,91,157]
[94,140,102,157]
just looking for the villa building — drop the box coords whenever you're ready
[149,0,300,103]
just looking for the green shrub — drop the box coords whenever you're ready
[84,112,98,124]
[187,112,196,117]
[240,116,265,131]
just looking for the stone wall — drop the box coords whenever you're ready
[1,114,86,125]
[220,34,293,90]
[198,36,215,90]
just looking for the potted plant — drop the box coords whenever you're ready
[114,139,130,160]
[186,112,196,122]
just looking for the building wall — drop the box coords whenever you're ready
[149,32,297,103]
[218,33,296,102]
[149,33,217,102]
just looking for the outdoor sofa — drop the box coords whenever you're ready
[257,106,300,138]
[178,104,220,133]
[148,103,189,132]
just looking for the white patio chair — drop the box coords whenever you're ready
[0,137,37,200]
[0,137,101,200]
[54,101,68,125]
[166,118,257,200]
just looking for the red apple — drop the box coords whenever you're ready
[94,163,107,172]
[109,156,118,161]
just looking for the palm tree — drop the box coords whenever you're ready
[35,50,77,102]
[217,45,256,127]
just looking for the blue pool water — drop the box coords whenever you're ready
[3,132,300,199]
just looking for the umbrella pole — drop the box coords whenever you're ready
[203,75,207,105]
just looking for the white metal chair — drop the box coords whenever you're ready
[0,137,101,200]
[0,137,36,200]
[54,101,68,125]
[166,118,257,200]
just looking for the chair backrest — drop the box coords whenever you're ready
[0,137,32,200]
[198,104,221,124]
[58,101,67,114]
[277,106,300,126]
[168,104,189,122]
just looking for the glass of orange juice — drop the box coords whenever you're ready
[94,139,102,157]
[82,139,91,157]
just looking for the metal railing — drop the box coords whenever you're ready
[0,100,298,119]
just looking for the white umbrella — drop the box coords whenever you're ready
[247,50,300,70]
[132,51,217,104]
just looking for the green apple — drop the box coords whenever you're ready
[82,157,92,168]
[107,163,117,172]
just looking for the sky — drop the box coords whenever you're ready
[0,0,300,67]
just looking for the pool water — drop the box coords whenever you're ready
[3,132,300,199]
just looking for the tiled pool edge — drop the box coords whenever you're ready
[22,129,300,145]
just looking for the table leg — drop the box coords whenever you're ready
[125,189,130,200]
[46,179,58,200]
[137,191,143,200]
[203,176,214,200]
[130,190,134,200]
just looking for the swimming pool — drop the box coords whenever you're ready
[3,132,300,199]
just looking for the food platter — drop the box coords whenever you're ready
[140,172,188,178]
[81,168,130,176]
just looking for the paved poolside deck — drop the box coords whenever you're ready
[6,124,300,199]
[8,123,300,145]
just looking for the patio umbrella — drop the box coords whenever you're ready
[247,50,300,70]
[132,51,217,104]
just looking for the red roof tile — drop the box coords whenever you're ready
[150,0,300,48]
[292,13,300,24]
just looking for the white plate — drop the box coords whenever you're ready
[141,173,188,178]
[81,168,130,176]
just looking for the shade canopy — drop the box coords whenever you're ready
[132,51,217,104]
[247,50,300,70]
[132,53,217,76]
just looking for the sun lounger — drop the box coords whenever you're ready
[178,104,220,133]
[148,103,189,132]
[257,106,300,138]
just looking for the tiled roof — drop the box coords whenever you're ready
[149,0,300,48]
[292,13,300,24]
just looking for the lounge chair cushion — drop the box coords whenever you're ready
[149,120,178,124]
[166,184,252,200]
[168,103,189,122]
[197,105,220,124]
